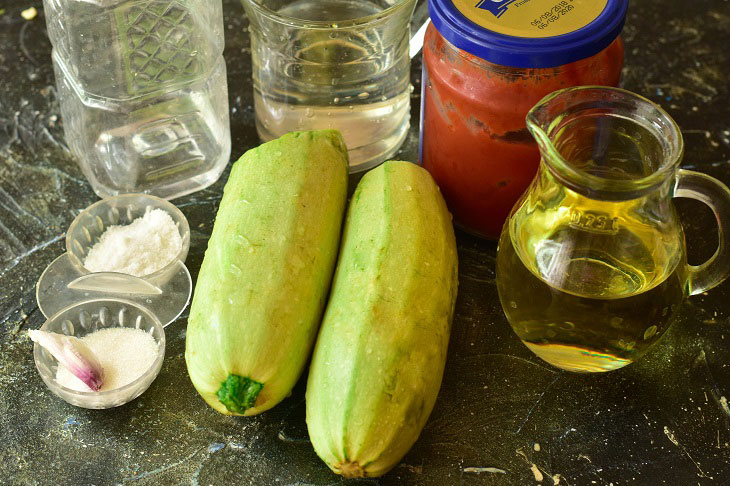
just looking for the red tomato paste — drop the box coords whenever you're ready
[421,4,625,239]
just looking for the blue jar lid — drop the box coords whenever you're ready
[428,0,628,68]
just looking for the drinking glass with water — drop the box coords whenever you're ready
[241,0,417,172]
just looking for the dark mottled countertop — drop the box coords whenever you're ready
[2,1,730,484]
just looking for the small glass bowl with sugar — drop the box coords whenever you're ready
[33,299,165,409]
[36,194,193,327]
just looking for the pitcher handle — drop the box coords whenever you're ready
[674,169,730,295]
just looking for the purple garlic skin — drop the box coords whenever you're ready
[29,330,104,391]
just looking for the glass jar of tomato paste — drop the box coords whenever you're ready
[421,0,627,239]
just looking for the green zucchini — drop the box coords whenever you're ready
[306,161,458,478]
[185,130,348,416]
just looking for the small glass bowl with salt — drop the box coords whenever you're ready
[33,299,165,409]
[36,194,193,327]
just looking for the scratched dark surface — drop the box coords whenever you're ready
[1,1,730,484]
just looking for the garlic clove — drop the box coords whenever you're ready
[29,330,104,391]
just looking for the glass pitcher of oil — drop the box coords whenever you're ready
[496,86,730,373]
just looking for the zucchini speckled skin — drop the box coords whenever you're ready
[306,161,458,478]
[185,130,348,416]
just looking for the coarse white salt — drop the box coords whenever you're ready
[55,327,158,392]
[83,208,182,277]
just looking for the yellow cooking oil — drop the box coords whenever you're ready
[496,172,688,372]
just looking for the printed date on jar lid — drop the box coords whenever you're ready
[450,0,609,38]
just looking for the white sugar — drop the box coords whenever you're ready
[83,208,182,277]
[55,327,158,392]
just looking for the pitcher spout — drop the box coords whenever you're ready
[525,89,564,155]
[525,86,684,201]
